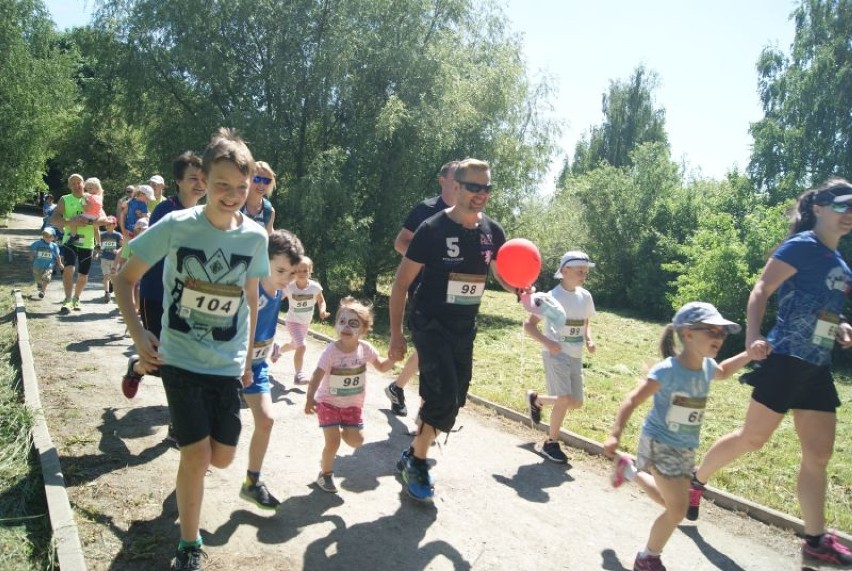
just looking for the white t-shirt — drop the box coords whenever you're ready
[548,284,596,358]
[284,279,323,324]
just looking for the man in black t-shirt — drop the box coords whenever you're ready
[384,160,459,417]
[388,158,513,502]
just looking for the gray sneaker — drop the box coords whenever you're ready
[541,440,568,463]
[316,471,338,493]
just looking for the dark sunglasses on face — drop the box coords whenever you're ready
[828,202,852,214]
[691,326,729,339]
[457,181,493,194]
[253,176,272,185]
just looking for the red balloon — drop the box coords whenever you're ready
[496,238,542,288]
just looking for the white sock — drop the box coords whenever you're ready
[640,547,660,558]
[623,460,638,482]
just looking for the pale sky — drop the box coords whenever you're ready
[44,0,798,190]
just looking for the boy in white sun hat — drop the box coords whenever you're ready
[524,250,597,463]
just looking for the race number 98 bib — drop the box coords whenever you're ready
[328,364,366,396]
[179,279,242,328]
[446,272,486,305]
[665,393,706,433]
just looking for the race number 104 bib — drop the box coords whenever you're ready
[446,272,486,305]
[812,311,839,349]
[251,338,273,362]
[328,364,366,396]
[179,279,242,328]
[561,319,585,344]
[665,393,706,433]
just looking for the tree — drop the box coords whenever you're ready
[749,0,852,201]
[570,65,668,176]
[90,0,558,294]
[0,0,75,215]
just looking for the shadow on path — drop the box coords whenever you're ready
[491,442,574,503]
[679,525,747,571]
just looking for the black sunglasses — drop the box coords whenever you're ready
[253,176,272,185]
[457,181,493,194]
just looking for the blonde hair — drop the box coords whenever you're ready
[254,160,277,194]
[658,324,684,358]
[337,296,374,333]
[298,255,313,272]
[84,177,103,195]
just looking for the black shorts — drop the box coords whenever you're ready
[410,310,477,433]
[59,243,93,276]
[160,365,242,447]
[743,353,840,414]
[140,296,164,339]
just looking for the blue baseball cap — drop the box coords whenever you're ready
[672,302,741,334]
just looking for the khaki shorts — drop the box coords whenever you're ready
[542,351,584,401]
[636,433,696,479]
[100,258,115,277]
[33,267,52,284]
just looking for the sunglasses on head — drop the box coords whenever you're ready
[457,181,493,194]
[253,176,272,185]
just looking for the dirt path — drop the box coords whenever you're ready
[2,211,812,570]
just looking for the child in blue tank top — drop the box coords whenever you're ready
[604,302,750,571]
[238,229,303,511]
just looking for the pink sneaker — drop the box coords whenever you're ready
[802,533,852,566]
[633,553,666,571]
[611,454,633,488]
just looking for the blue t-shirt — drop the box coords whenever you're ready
[767,231,852,366]
[124,198,149,230]
[98,230,123,261]
[30,239,61,270]
[128,206,270,376]
[251,282,283,365]
[139,196,186,302]
[642,357,717,449]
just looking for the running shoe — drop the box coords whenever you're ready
[60,298,72,314]
[802,533,852,566]
[294,372,309,385]
[38,290,45,299]
[121,356,143,399]
[541,439,568,463]
[385,382,408,416]
[240,480,280,510]
[103,292,111,302]
[171,545,207,570]
[527,390,542,424]
[316,471,338,493]
[687,477,705,521]
[402,455,434,502]
[633,553,666,571]
[71,297,81,311]
[611,454,633,488]
[396,448,413,474]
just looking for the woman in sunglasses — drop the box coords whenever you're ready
[242,161,277,234]
[689,177,852,567]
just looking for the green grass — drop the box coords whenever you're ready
[0,291,55,570]
[313,287,852,533]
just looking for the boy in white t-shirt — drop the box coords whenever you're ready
[280,256,330,384]
[524,251,596,463]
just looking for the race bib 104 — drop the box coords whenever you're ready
[179,279,242,328]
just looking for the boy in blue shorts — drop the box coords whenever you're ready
[239,229,304,510]
[114,128,269,571]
